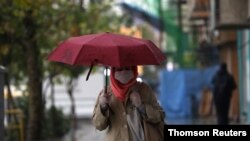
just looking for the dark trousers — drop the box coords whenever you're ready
[214,97,231,125]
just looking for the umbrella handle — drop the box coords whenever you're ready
[104,66,114,115]
[104,66,108,94]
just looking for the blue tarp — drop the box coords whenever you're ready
[158,65,219,119]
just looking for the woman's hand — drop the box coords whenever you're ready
[99,91,112,110]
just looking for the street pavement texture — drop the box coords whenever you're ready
[61,119,105,141]
[61,116,242,141]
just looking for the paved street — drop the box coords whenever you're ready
[60,115,243,141]
[61,118,105,141]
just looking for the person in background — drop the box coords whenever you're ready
[92,66,165,141]
[212,62,237,125]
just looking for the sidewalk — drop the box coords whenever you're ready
[61,118,105,141]
[166,116,217,125]
[61,116,243,141]
[166,115,244,125]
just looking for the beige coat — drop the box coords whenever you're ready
[92,82,165,141]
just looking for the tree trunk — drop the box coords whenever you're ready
[24,10,44,141]
[49,74,55,107]
[26,42,43,141]
[66,78,77,141]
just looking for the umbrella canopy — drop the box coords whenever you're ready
[47,32,165,67]
[47,32,165,94]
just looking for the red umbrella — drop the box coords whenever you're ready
[47,32,165,92]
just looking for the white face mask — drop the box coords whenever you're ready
[114,70,134,84]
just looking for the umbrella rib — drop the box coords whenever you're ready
[141,40,165,64]
[72,34,105,65]
[72,44,85,65]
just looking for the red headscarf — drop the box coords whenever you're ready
[110,66,138,101]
